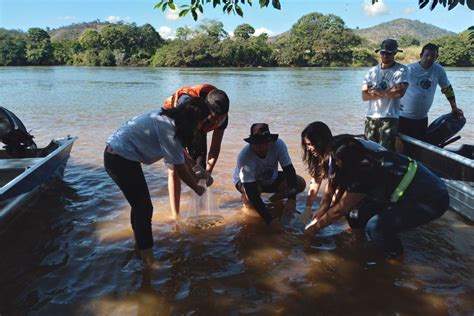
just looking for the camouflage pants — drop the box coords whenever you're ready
[364,117,398,150]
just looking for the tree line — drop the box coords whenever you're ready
[1,13,473,67]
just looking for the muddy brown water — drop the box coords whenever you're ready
[0,67,473,314]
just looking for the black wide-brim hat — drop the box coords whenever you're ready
[244,123,279,144]
[375,38,403,53]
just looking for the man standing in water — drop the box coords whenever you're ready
[233,123,306,230]
[399,43,464,140]
[162,84,230,219]
[362,39,409,150]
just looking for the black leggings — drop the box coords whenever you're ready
[104,150,154,250]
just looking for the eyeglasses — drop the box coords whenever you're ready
[380,51,394,56]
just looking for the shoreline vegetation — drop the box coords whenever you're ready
[1,13,473,68]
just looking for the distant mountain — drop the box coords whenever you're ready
[48,21,110,41]
[353,18,456,44]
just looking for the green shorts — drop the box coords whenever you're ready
[364,117,399,150]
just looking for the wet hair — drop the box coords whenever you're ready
[205,89,229,115]
[161,97,209,147]
[420,43,439,56]
[301,121,332,181]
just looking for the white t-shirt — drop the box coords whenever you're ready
[362,62,409,119]
[400,62,450,119]
[233,138,292,186]
[107,110,184,165]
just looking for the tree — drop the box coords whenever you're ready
[433,34,472,66]
[234,23,255,40]
[0,34,27,65]
[79,29,102,50]
[176,26,194,40]
[154,0,472,21]
[51,40,80,65]
[280,12,361,66]
[398,35,420,47]
[99,49,116,66]
[352,48,377,67]
[101,25,125,50]
[139,23,164,54]
[26,28,53,65]
[197,19,228,41]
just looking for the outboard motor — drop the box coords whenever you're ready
[425,113,466,147]
[0,107,36,156]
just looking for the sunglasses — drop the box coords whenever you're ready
[380,51,395,56]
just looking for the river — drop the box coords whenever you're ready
[0,66,473,314]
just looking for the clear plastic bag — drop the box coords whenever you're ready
[182,179,223,229]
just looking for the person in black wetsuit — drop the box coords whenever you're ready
[233,123,306,231]
[305,135,449,259]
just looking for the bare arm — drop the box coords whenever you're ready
[206,128,225,174]
[362,83,408,101]
[312,183,335,221]
[312,191,366,232]
[175,164,205,195]
[362,84,380,101]
[305,177,321,208]
[441,85,464,118]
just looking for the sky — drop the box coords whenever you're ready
[0,0,473,39]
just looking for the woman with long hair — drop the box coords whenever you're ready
[299,121,333,224]
[104,97,209,267]
[305,135,449,260]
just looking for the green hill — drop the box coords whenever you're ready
[354,18,456,44]
[48,21,110,41]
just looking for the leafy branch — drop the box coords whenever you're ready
[373,0,474,11]
[154,0,281,20]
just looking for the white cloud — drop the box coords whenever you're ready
[228,31,234,38]
[403,7,417,14]
[166,10,180,21]
[158,26,175,39]
[58,16,76,21]
[254,27,274,36]
[363,0,390,16]
[106,16,125,23]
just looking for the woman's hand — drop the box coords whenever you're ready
[206,172,214,187]
[194,185,206,196]
[192,164,208,179]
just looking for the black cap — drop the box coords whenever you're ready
[375,39,403,53]
[244,123,279,144]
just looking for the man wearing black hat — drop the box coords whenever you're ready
[362,38,409,150]
[233,123,306,229]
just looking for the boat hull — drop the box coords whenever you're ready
[397,134,474,221]
[0,136,76,222]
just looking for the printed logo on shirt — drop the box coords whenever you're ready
[256,167,276,186]
[378,79,389,90]
[418,77,432,90]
